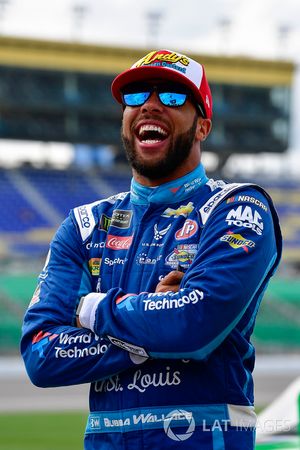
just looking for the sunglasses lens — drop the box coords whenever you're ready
[122,91,151,106]
[121,83,189,108]
[159,92,187,107]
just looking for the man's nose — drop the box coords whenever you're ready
[141,91,163,112]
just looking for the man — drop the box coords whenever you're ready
[21,49,282,449]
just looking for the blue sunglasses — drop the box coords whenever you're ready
[121,83,205,117]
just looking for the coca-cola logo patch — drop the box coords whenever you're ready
[106,235,133,250]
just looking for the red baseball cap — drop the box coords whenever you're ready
[111,49,213,119]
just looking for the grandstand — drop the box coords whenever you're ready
[0,36,294,158]
[0,166,131,263]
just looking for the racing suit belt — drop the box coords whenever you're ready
[85,404,257,434]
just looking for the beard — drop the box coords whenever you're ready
[121,114,198,180]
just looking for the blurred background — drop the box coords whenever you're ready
[0,0,299,448]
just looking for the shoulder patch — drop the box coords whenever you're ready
[73,201,100,242]
[200,183,252,225]
[107,192,129,203]
[206,178,227,191]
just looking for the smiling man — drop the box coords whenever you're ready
[21,49,282,449]
[121,80,210,183]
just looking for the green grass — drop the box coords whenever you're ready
[0,411,87,450]
[1,409,298,449]
[255,438,300,449]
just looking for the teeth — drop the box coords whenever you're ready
[143,139,161,144]
[138,124,167,137]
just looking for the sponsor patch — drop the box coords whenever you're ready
[154,223,171,240]
[111,210,133,229]
[199,183,249,225]
[116,294,137,311]
[55,335,108,359]
[86,241,105,250]
[220,231,255,253]
[144,289,204,311]
[226,196,235,204]
[31,331,59,358]
[106,235,133,250]
[78,205,92,229]
[32,331,108,359]
[225,206,263,235]
[226,195,268,212]
[74,201,98,241]
[136,253,163,265]
[175,219,198,240]
[104,257,127,266]
[88,258,101,276]
[162,202,194,218]
[165,244,198,269]
[99,214,111,232]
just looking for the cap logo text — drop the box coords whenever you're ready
[135,51,189,68]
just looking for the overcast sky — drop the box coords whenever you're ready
[0,0,300,62]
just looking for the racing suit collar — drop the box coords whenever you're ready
[130,163,208,205]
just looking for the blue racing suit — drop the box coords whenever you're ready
[21,164,282,449]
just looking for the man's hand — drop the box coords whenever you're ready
[155,270,184,293]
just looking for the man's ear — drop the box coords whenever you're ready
[196,118,212,141]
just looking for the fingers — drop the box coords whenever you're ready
[155,270,185,293]
[162,270,184,284]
